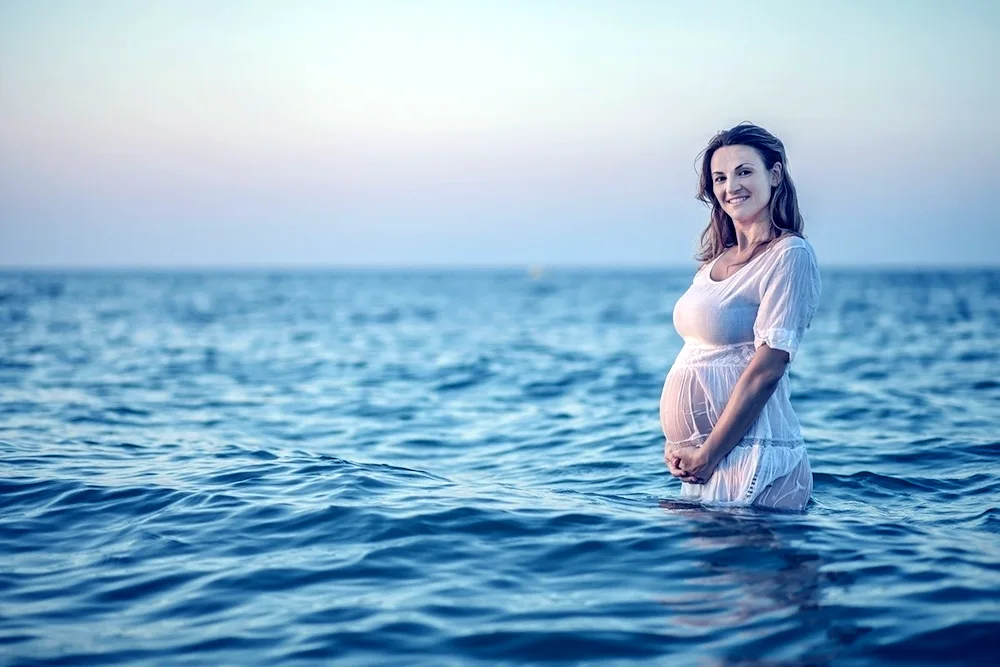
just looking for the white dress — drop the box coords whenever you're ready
[660,234,821,511]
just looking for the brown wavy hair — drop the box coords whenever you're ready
[695,122,805,266]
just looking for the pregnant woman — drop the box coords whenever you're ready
[661,122,821,511]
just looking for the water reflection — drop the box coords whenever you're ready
[657,500,822,635]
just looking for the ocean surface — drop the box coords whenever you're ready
[1,267,998,666]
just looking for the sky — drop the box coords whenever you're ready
[1,0,998,268]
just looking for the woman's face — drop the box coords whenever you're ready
[710,144,781,226]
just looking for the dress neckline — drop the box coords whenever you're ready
[705,235,793,284]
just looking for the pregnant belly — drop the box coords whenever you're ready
[659,366,727,445]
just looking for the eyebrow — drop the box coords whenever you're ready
[711,163,753,175]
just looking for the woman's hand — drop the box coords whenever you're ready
[665,443,719,485]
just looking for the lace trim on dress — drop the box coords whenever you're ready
[665,435,805,450]
[730,436,805,450]
[746,467,762,500]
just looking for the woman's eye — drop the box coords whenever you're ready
[714,176,725,183]
[739,169,751,176]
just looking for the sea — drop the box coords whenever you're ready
[1,267,998,666]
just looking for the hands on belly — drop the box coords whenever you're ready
[665,442,721,485]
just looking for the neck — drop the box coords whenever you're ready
[732,218,773,252]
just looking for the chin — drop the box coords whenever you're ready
[729,208,766,226]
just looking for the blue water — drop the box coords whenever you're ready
[1,268,998,666]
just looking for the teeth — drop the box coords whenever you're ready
[729,197,748,204]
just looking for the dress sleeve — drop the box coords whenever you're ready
[753,245,821,362]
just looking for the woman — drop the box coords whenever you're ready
[661,122,821,511]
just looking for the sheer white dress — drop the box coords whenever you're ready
[660,234,821,511]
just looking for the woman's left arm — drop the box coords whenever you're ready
[667,346,788,483]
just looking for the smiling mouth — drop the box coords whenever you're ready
[727,196,749,205]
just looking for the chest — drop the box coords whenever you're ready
[672,281,763,346]
[710,251,764,282]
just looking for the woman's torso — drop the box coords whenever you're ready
[660,235,810,447]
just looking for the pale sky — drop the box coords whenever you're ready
[1,0,997,268]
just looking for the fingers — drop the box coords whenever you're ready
[665,459,688,481]
[665,457,703,484]
[665,442,696,461]
[664,449,709,485]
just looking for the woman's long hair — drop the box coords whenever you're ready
[695,122,805,266]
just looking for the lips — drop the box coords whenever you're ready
[727,196,749,205]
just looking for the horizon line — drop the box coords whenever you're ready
[2,261,998,273]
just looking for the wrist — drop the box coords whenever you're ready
[696,442,721,468]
